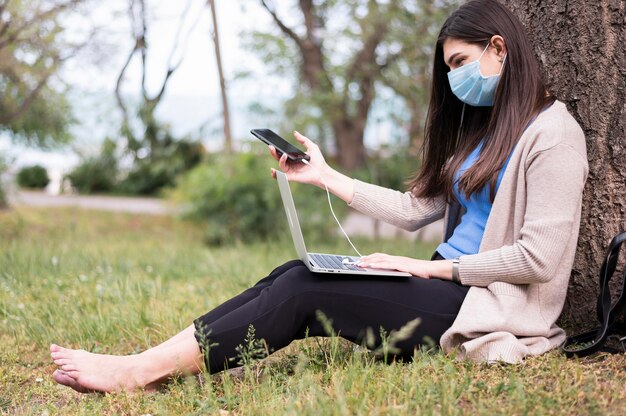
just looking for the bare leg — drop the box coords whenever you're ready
[50,324,203,393]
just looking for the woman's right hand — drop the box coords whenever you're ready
[269,131,328,188]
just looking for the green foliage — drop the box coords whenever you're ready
[172,152,346,246]
[116,137,203,196]
[67,136,203,196]
[0,184,6,209]
[232,325,269,368]
[67,156,117,194]
[0,0,85,147]
[172,152,283,245]
[66,139,118,194]
[16,165,50,189]
[0,156,9,208]
[380,0,463,128]
[353,147,421,191]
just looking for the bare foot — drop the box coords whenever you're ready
[52,369,95,393]
[50,344,155,393]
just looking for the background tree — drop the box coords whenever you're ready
[253,0,402,171]
[502,0,626,330]
[115,0,197,157]
[0,0,91,147]
[380,0,459,151]
[113,0,204,195]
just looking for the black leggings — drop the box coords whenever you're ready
[193,255,469,373]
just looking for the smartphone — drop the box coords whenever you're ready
[250,129,310,162]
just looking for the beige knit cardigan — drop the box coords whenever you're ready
[348,101,588,363]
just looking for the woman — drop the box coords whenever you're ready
[50,0,588,393]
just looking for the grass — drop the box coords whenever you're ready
[1,207,625,415]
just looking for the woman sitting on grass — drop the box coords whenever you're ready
[51,0,588,393]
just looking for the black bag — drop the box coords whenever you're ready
[562,231,626,357]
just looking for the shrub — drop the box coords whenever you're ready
[116,139,203,196]
[16,165,49,189]
[66,156,118,194]
[0,185,6,209]
[0,157,7,208]
[353,147,420,191]
[66,139,118,194]
[172,152,343,245]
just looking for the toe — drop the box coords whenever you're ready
[53,370,92,394]
[61,364,76,372]
[50,345,75,360]
[52,369,72,385]
[53,358,71,366]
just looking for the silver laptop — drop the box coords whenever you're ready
[275,170,411,277]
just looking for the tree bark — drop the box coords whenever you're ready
[502,0,626,331]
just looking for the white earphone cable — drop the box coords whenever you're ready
[301,159,363,258]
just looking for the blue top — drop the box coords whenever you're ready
[436,141,514,259]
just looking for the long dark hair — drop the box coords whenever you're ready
[408,0,554,201]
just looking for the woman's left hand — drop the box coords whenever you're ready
[357,253,439,279]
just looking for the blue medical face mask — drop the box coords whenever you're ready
[447,44,506,107]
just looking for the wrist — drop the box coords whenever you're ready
[322,167,355,204]
[452,258,461,284]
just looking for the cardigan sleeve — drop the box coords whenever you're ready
[347,179,447,231]
[458,143,588,286]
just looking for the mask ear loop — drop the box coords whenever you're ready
[498,53,508,75]
[478,43,490,59]
[478,42,507,78]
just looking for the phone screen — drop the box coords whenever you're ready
[250,129,310,161]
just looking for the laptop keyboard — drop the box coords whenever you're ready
[310,254,361,271]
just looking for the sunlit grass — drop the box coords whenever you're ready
[1,207,625,415]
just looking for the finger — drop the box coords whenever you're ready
[368,261,401,272]
[268,145,280,161]
[361,253,386,262]
[360,262,386,270]
[271,168,277,179]
[294,131,317,149]
[279,153,289,171]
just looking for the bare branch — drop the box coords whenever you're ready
[167,0,193,68]
[260,0,303,50]
[137,0,148,102]
[151,0,198,105]
[115,41,137,130]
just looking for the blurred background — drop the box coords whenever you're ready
[0,0,461,244]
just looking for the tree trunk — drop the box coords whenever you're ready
[502,0,626,331]
[208,0,233,154]
[331,116,368,172]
